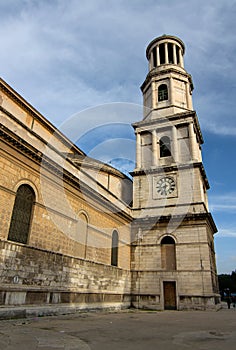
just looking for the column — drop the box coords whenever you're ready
[156,45,160,66]
[185,82,192,109]
[136,132,142,169]
[152,130,158,166]
[150,50,154,69]
[149,58,151,71]
[164,42,169,64]
[169,76,174,105]
[189,122,198,161]
[151,81,156,109]
[172,126,178,162]
[179,50,184,68]
[173,44,177,65]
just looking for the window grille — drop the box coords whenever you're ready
[8,185,35,244]
[158,84,168,101]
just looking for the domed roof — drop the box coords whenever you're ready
[146,34,185,58]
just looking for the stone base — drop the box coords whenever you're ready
[0,289,131,319]
[0,301,131,320]
[0,289,131,306]
[131,294,222,311]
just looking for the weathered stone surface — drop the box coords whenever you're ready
[0,35,219,312]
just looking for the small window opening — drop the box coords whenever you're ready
[158,84,168,102]
[160,136,171,157]
[168,43,173,64]
[176,46,180,64]
[152,48,157,67]
[159,43,165,64]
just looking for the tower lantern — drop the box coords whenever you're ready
[147,34,185,70]
[142,34,194,119]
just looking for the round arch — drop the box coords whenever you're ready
[13,179,39,202]
[159,234,177,244]
[77,210,89,223]
[161,236,175,245]
[160,235,177,271]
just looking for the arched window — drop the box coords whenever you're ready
[79,212,88,238]
[161,236,176,270]
[160,136,171,157]
[158,84,168,101]
[111,230,119,267]
[78,212,88,259]
[8,185,35,244]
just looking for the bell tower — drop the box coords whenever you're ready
[131,35,220,311]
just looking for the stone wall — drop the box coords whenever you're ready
[130,218,220,310]
[0,136,131,269]
[0,240,131,308]
[0,80,133,311]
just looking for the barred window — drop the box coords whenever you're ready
[8,185,35,244]
[158,84,168,101]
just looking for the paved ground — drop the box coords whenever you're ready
[0,305,235,350]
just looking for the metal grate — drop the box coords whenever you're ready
[8,185,35,244]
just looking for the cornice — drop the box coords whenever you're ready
[132,212,217,233]
[131,162,209,190]
[0,125,132,221]
[0,105,131,182]
[0,78,85,156]
[69,154,132,180]
[132,110,195,128]
[132,110,203,145]
[141,66,193,92]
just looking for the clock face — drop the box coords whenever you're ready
[156,176,175,196]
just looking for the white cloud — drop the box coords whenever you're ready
[0,0,235,134]
[209,193,236,213]
[216,228,236,238]
[0,0,235,274]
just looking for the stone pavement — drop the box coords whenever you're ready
[0,305,235,350]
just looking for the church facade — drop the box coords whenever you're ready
[0,35,220,312]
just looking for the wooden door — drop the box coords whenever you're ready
[163,281,177,310]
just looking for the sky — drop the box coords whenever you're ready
[0,0,236,274]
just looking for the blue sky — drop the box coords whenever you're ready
[0,0,236,273]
